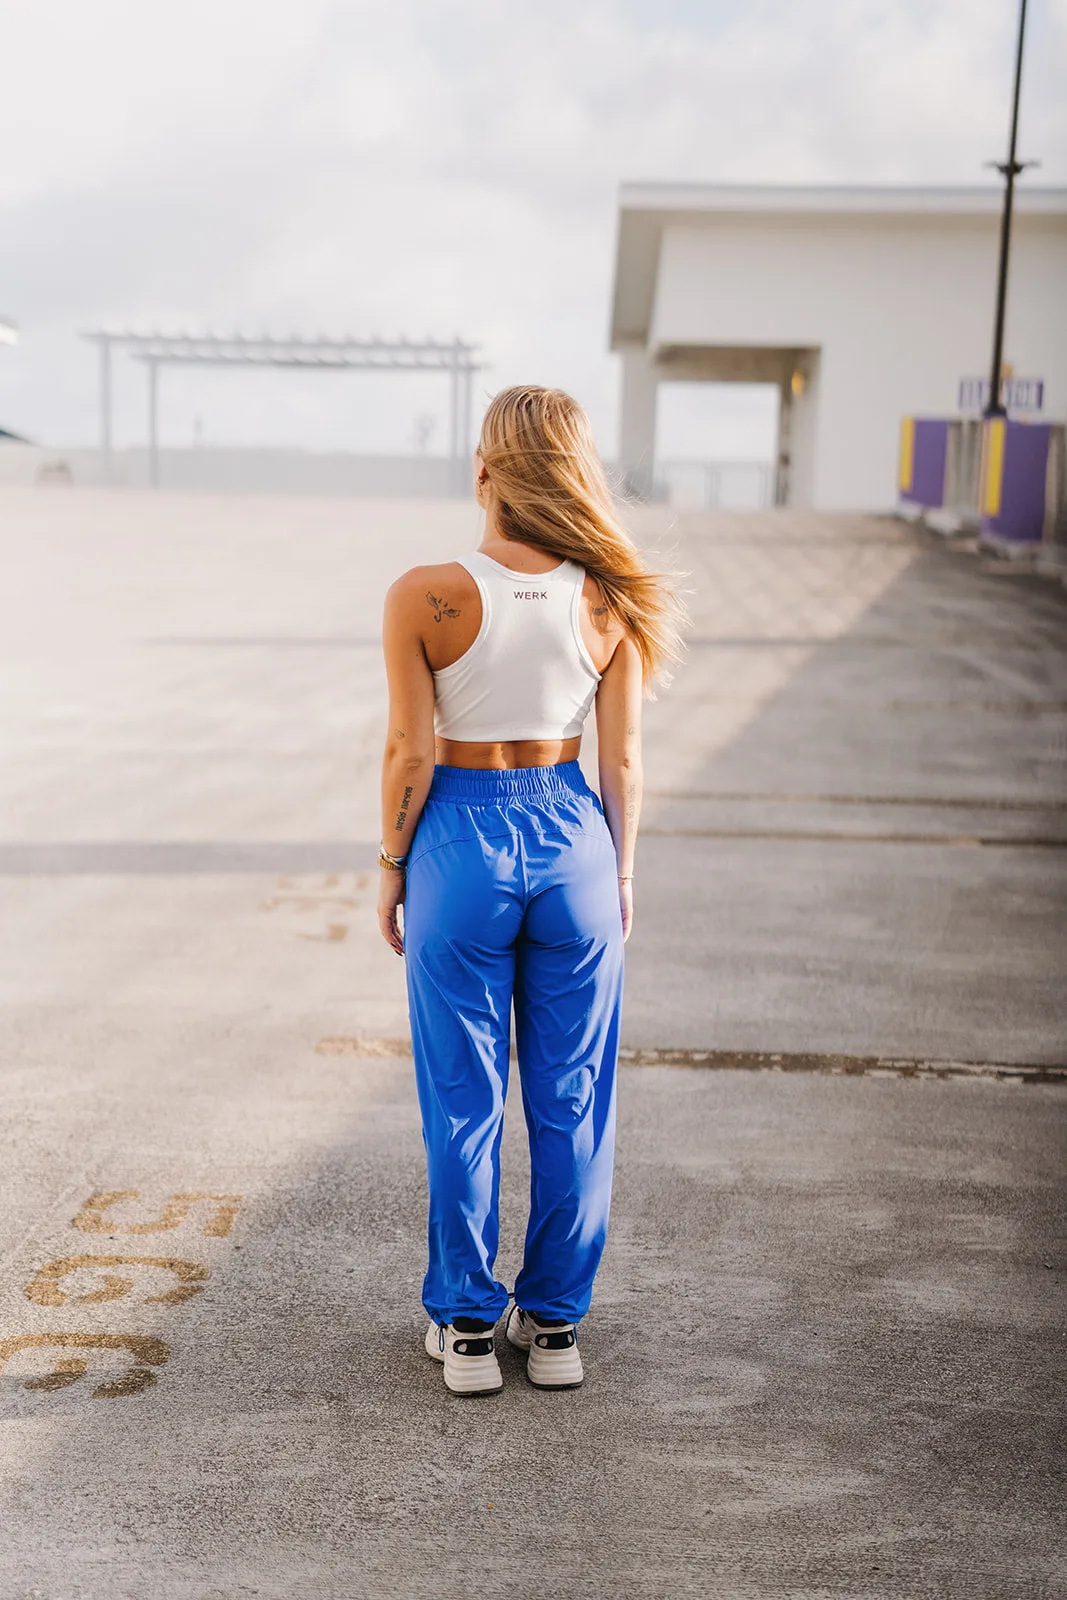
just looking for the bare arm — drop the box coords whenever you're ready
[594,632,643,941]
[378,575,437,954]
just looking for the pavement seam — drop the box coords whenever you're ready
[313,1037,1067,1083]
[640,828,1067,847]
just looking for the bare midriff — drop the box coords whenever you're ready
[435,735,582,770]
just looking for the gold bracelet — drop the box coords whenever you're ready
[618,874,633,882]
[378,844,408,871]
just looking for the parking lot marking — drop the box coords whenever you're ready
[0,1333,171,1399]
[25,1255,209,1307]
[71,1191,243,1237]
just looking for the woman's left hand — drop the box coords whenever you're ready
[619,877,634,944]
[377,868,406,956]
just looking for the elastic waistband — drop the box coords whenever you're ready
[427,760,588,805]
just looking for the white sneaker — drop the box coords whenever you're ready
[505,1305,584,1389]
[424,1320,503,1396]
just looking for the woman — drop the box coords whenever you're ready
[377,385,682,1396]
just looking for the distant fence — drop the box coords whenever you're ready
[0,445,469,497]
[1,444,778,509]
[651,459,777,511]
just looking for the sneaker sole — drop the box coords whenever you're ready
[526,1354,584,1390]
[424,1325,503,1396]
[506,1310,584,1388]
[445,1370,503,1396]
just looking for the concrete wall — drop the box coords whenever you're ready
[629,208,1067,511]
[0,444,38,484]
[1,442,775,510]
[0,446,471,497]
[617,345,659,498]
[789,351,821,510]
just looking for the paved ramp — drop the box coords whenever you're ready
[1,491,1064,1597]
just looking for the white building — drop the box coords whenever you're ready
[609,184,1067,511]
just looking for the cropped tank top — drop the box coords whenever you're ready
[432,551,602,741]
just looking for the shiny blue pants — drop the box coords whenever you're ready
[404,761,624,1327]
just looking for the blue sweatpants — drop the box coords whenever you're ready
[403,760,624,1328]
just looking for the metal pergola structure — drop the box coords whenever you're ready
[79,329,482,489]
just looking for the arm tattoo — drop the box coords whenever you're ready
[394,785,414,832]
[394,728,406,740]
[426,591,460,623]
[625,781,637,826]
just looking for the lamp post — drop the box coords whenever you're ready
[984,0,1036,419]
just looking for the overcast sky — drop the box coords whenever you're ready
[1,0,1064,462]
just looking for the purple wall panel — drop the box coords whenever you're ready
[982,423,1051,544]
[902,419,948,508]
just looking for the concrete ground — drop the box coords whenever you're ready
[0,487,1065,1599]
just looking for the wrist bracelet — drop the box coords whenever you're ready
[618,874,634,882]
[378,843,408,871]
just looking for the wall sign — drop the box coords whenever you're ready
[958,377,1044,414]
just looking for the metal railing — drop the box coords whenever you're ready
[651,459,778,510]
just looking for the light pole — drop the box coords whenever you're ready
[984,0,1037,420]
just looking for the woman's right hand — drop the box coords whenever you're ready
[619,878,634,943]
[377,867,406,956]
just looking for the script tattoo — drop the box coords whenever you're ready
[395,785,414,832]
[426,591,460,623]
[625,781,637,826]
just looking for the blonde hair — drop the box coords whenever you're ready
[477,385,686,689]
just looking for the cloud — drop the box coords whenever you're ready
[0,0,1064,455]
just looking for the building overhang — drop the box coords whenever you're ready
[651,344,811,384]
[609,182,1067,350]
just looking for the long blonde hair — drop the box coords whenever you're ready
[477,385,686,689]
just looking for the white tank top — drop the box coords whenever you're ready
[432,550,601,741]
